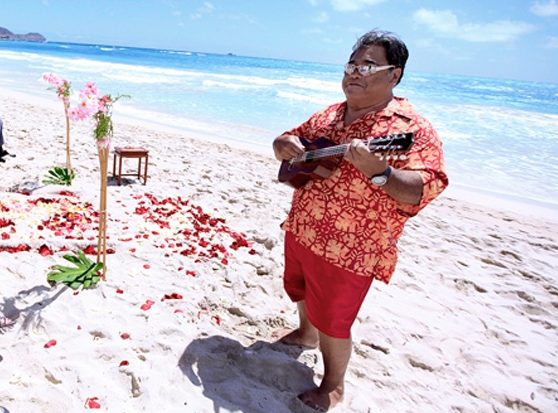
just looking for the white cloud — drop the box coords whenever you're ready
[546,36,558,47]
[302,28,325,35]
[330,0,386,12]
[190,2,215,20]
[313,11,330,23]
[530,0,558,16]
[413,9,535,42]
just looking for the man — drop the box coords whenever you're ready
[272,29,448,412]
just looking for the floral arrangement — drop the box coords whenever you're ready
[75,84,127,277]
[41,73,73,173]
[41,73,127,284]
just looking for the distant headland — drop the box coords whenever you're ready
[0,26,46,42]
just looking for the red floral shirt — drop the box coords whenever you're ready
[281,97,448,283]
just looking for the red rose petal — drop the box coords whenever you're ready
[44,339,57,348]
[86,397,101,409]
[140,299,155,311]
[143,263,150,269]
[119,360,129,367]
[120,332,130,339]
[38,244,54,256]
[116,288,124,294]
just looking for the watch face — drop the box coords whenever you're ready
[371,175,388,186]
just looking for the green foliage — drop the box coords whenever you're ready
[43,166,75,186]
[47,250,103,290]
[93,94,130,141]
[93,112,113,141]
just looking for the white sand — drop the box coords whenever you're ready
[1,89,557,413]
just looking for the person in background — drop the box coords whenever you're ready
[0,116,14,163]
[272,29,448,412]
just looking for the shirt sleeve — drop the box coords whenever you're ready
[392,118,449,217]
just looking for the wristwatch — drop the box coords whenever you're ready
[370,166,392,186]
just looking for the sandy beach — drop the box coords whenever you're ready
[1,88,557,413]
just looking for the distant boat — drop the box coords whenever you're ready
[227,52,235,56]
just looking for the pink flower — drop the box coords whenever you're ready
[41,73,71,102]
[41,72,64,87]
[83,81,99,97]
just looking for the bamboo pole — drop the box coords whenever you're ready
[96,144,109,279]
[63,102,72,173]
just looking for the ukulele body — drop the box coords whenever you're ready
[278,137,343,189]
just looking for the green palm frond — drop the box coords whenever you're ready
[43,166,76,186]
[47,250,103,290]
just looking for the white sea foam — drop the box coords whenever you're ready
[103,73,184,84]
[0,50,35,61]
[276,90,334,105]
[466,84,515,93]
[284,77,340,93]
[201,80,261,90]
[161,50,193,56]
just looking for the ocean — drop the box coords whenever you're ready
[1,40,557,209]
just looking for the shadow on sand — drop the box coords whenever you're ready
[179,335,320,413]
[0,285,67,334]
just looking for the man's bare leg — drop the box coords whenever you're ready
[298,332,351,411]
[276,301,319,348]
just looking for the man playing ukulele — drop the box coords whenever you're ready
[272,29,448,412]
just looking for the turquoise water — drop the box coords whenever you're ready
[1,40,557,207]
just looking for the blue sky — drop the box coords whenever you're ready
[2,0,558,83]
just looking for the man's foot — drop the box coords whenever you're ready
[297,386,344,412]
[273,328,319,349]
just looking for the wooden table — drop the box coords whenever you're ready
[112,147,149,185]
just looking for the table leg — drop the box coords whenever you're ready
[143,154,148,185]
[118,155,123,186]
[112,153,117,179]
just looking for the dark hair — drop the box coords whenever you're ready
[352,29,409,85]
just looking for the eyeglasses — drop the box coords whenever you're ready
[344,63,395,76]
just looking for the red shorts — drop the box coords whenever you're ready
[283,231,373,339]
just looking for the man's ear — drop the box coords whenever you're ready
[390,67,402,86]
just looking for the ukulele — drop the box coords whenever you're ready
[277,132,414,188]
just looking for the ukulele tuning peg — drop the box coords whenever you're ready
[398,154,407,160]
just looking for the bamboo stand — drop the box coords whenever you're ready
[63,102,72,172]
[96,142,109,278]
